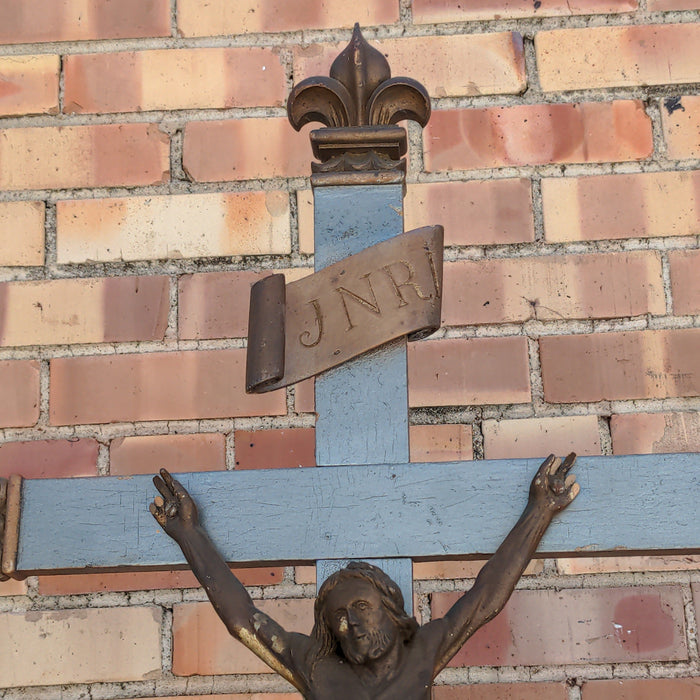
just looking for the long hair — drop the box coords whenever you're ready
[305,562,419,671]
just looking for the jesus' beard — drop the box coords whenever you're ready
[341,628,393,665]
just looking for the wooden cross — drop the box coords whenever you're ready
[1,27,699,611]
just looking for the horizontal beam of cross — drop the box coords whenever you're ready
[7,453,699,576]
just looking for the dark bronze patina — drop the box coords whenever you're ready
[151,455,579,698]
[288,24,430,186]
[0,474,21,580]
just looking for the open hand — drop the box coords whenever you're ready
[529,453,579,514]
[149,468,199,541]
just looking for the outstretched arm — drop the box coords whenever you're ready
[150,469,309,692]
[433,454,579,674]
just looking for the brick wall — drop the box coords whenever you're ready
[1,0,699,698]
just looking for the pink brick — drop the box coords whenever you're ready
[483,415,601,459]
[649,0,700,9]
[173,599,313,676]
[235,428,315,469]
[433,683,567,700]
[0,359,39,428]
[0,578,27,596]
[541,329,700,403]
[64,48,285,113]
[557,554,700,575]
[582,678,700,699]
[0,54,59,116]
[662,95,700,159]
[177,0,398,36]
[0,0,171,44]
[442,251,663,326]
[611,412,700,454]
[432,586,687,666]
[537,24,700,91]
[0,439,98,479]
[0,276,169,346]
[424,101,652,172]
[183,118,310,182]
[0,124,169,191]
[414,558,542,581]
[0,201,44,266]
[670,249,700,315]
[295,379,315,414]
[408,337,531,407]
[110,433,226,475]
[542,170,700,242]
[409,424,473,462]
[49,350,286,425]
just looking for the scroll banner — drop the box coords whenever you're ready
[246,225,443,393]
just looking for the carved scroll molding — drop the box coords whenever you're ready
[287,24,431,186]
[246,225,443,393]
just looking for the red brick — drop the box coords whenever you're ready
[443,251,663,326]
[433,683,567,700]
[413,0,636,23]
[172,599,313,675]
[178,0,398,36]
[0,124,169,191]
[662,95,700,159]
[295,379,315,413]
[183,118,310,183]
[649,0,700,9]
[537,24,700,91]
[432,586,687,666]
[408,337,531,407]
[670,249,700,315]
[409,424,473,462]
[582,678,700,699]
[542,170,700,242]
[483,415,601,459]
[611,412,700,454]
[0,606,161,686]
[110,433,226,475]
[235,428,315,470]
[0,0,171,44]
[49,350,286,425]
[0,439,98,479]
[0,359,39,428]
[0,276,169,347]
[0,54,59,116]
[294,33,526,99]
[540,329,700,403]
[0,201,44,266]
[414,558,542,581]
[57,190,290,264]
[38,566,283,596]
[424,101,652,172]
[0,578,26,596]
[64,48,285,114]
[404,179,535,246]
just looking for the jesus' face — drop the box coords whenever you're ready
[324,579,398,665]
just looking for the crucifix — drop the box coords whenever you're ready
[1,24,698,699]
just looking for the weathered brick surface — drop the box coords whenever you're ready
[294,33,526,99]
[414,558,542,581]
[537,24,700,91]
[424,101,653,172]
[49,350,286,425]
[0,201,44,266]
[542,170,700,241]
[235,427,316,469]
[0,276,169,346]
[662,95,700,159]
[0,54,59,116]
[0,438,98,478]
[409,424,473,462]
[0,124,169,191]
[57,190,290,263]
[0,578,26,596]
[540,329,700,403]
[432,586,687,666]
[611,411,700,454]
[110,433,226,475]
[0,359,39,428]
[64,48,286,114]
[172,599,314,675]
[442,252,664,326]
[581,678,700,699]
[177,0,399,36]
[183,118,310,182]
[670,249,700,315]
[0,0,171,44]
[482,415,601,459]
[408,337,531,407]
[649,0,700,9]
[0,606,162,687]
[413,0,636,23]
[557,554,700,575]
[432,683,568,700]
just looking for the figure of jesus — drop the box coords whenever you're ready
[150,453,578,699]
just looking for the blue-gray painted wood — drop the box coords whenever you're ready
[313,184,411,610]
[14,454,700,574]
